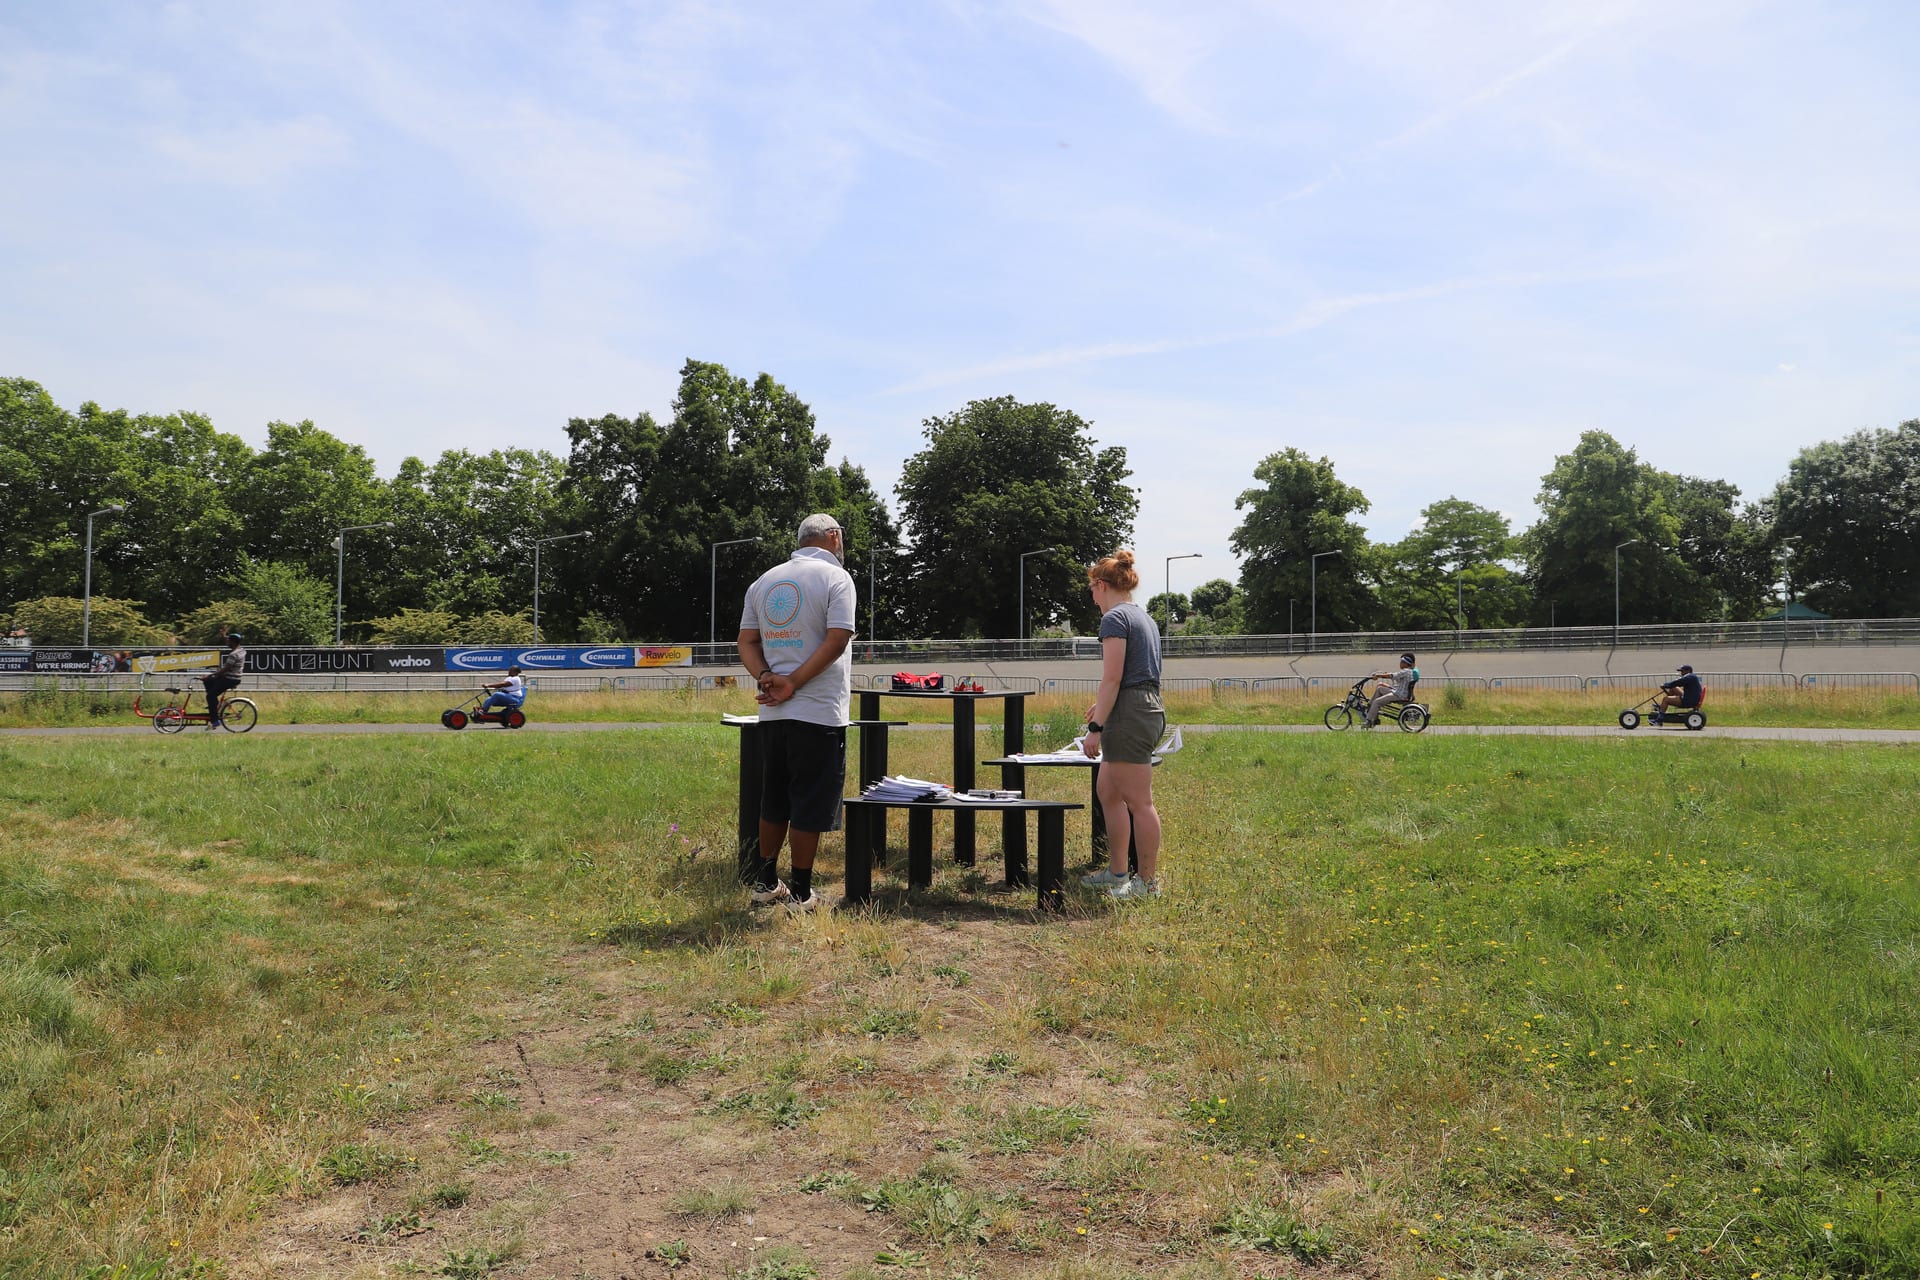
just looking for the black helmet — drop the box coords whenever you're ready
[1679,663,1694,673]
[226,632,245,644]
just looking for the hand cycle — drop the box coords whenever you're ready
[1323,677,1430,733]
[133,679,259,734]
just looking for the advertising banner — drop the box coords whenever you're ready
[0,651,30,673]
[133,650,221,674]
[248,647,447,674]
[443,645,692,671]
[30,649,115,673]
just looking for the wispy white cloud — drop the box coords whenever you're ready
[149,114,351,186]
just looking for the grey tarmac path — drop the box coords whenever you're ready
[5,721,1920,744]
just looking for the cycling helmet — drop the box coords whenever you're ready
[226,632,245,644]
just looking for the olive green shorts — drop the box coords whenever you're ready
[1102,685,1166,764]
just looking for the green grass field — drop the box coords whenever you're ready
[2,723,1916,1278]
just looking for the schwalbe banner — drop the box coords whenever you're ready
[442,646,691,671]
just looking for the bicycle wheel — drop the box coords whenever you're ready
[1323,703,1354,730]
[154,707,187,734]
[220,698,258,733]
[1398,703,1430,733]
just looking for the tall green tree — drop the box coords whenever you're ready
[382,448,567,620]
[1521,432,1754,626]
[558,360,855,643]
[230,421,392,623]
[1229,449,1374,634]
[894,397,1136,638]
[1769,418,1920,618]
[0,381,253,622]
[1379,497,1528,630]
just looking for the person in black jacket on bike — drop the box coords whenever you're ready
[1652,664,1702,725]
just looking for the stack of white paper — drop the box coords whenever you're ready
[860,775,953,801]
[1005,725,1183,764]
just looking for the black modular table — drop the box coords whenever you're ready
[724,714,907,882]
[984,754,1160,876]
[854,688,1033,868]
[841,796,1082,912]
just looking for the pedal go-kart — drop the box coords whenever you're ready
[1617,692,1706,731]
[1324,677,1430,733]
[441,690,527,730]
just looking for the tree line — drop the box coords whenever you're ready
[3,367,1914,646]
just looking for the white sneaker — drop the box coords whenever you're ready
[786,890,823,913]
[1080,866,1130,888]
[1108,875,1162,901]
[750,880,792,906]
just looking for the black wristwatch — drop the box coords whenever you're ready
[1086,720,1104,733]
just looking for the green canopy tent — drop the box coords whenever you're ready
[1760,601,1830,621]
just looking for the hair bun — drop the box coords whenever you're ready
[1114,549,1135,568]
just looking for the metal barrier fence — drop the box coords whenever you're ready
[678,617,1920,667]
[1583,672,1799,692]
[1799,672,1920,691]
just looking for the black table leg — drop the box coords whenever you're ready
[736,721,763,884]
[1000,695,1025,861]
[908,807,934,889]
[1037,808,1065,912]
[952,698,975,865]
[843,806,871,905]
[1002,803,1028,887]
[859,722,890,868]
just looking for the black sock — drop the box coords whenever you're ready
[755,857,780,889]
[790,866,813,899]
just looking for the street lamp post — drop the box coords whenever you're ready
[1310,549,1343,653]
[533,531,591,644]
[82,504,125,647]
[1455,564,1469,649]
[1613,538,1641,648]
[1778,535,1801,659]
[1163,553,1201,644]
[709,536,760,649]
[334,521,393,645]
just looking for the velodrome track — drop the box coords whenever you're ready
[5,720,1918,743]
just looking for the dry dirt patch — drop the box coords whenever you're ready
[235,906,1252,1279]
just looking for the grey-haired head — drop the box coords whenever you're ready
[796,513,844,546]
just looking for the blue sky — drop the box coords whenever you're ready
[5,0,1917,591]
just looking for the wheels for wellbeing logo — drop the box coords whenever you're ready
[762,580,802,628]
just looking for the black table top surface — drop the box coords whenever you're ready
[858,688,1032,699]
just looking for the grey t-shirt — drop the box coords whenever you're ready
[740,546,857,727]
[1097,601,1162,687]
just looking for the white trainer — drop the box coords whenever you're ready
[749,880,792,906]
[1108,875,1162,901]
[1080,866,1130,888]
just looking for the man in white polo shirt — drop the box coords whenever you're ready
[737,513,857,912]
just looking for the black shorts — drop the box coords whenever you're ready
[758,719,847,834]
